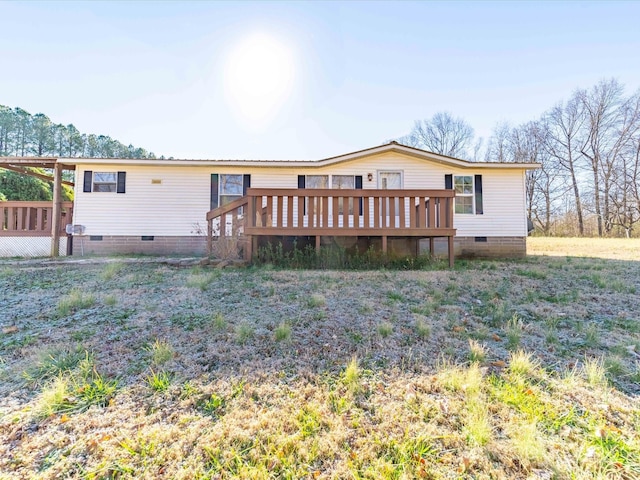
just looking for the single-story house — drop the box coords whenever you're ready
[1,142,540,261]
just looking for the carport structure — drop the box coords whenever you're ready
[0,157,75,256]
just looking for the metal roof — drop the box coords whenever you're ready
[1,142,541,170]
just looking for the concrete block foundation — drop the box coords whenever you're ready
[72,235,526,259]
[73,235,207,256]
[421,236,526,259]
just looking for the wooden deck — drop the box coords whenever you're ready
[0,201,73,237]
[206,188,456,266]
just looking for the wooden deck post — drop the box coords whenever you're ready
[252,236,258,260]
[207,218,212,256]
[448,236,454,268]
[382,235,388,254]
[50,162,62,257]
[243,235,252,262]
[315,235,321,253]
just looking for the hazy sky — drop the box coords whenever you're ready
[1,1,638,159]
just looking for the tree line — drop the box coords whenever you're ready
[0,105,159,201]
[398,78,640,238]
[0,105,156,159]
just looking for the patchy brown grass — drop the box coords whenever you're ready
[1,240,640,479]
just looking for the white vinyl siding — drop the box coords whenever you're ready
[73,152,528,238]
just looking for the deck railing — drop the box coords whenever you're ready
[244,188,454,235]
[206,188,456,264]
[0,201,73,236]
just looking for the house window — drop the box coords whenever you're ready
[83,171,126,193]
[299,175,362,216]
[332,175,355,214]
[219,174,244,206]
[454,175,474,214]
[305,175,329,189]
[210,174,250,210]
[332,175,355,189]
[93,172,117,192]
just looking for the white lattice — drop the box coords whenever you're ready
[0,237,68,257]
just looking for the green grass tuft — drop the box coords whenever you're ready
[146,369,172,393]
[235,323,255,345]
[467,339,487,363]
[274,322,292,342]
[307,293,326,308]
[100,262,124,281]
[57,288,95,316]
[23,347,88,385]
[146,339,174,366]
[377,322,393,338]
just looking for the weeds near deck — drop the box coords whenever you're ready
[255,242,440,270]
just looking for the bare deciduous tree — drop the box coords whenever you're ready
[577,79,639,236]
[398,112,475,159]
[608,92,640,236]
[399,78,640,238]
[484,122,511,163]
[544,96,587,235]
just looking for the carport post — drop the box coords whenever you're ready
[50,162,62,257]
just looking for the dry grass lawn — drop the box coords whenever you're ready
[1,238,639,479]
[528,236,640,261]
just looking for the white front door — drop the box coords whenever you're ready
[378,171,402,227]
[378,171,402,190]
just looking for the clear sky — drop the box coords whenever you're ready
[1,1,638,160]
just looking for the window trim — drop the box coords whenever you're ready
[331,175,357,215]
[83,171,125,193]
[210,173,250,210]
[453,175,474,215]
[92,172,117,192]
[219,173,244,207]
[305,174,329,189]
